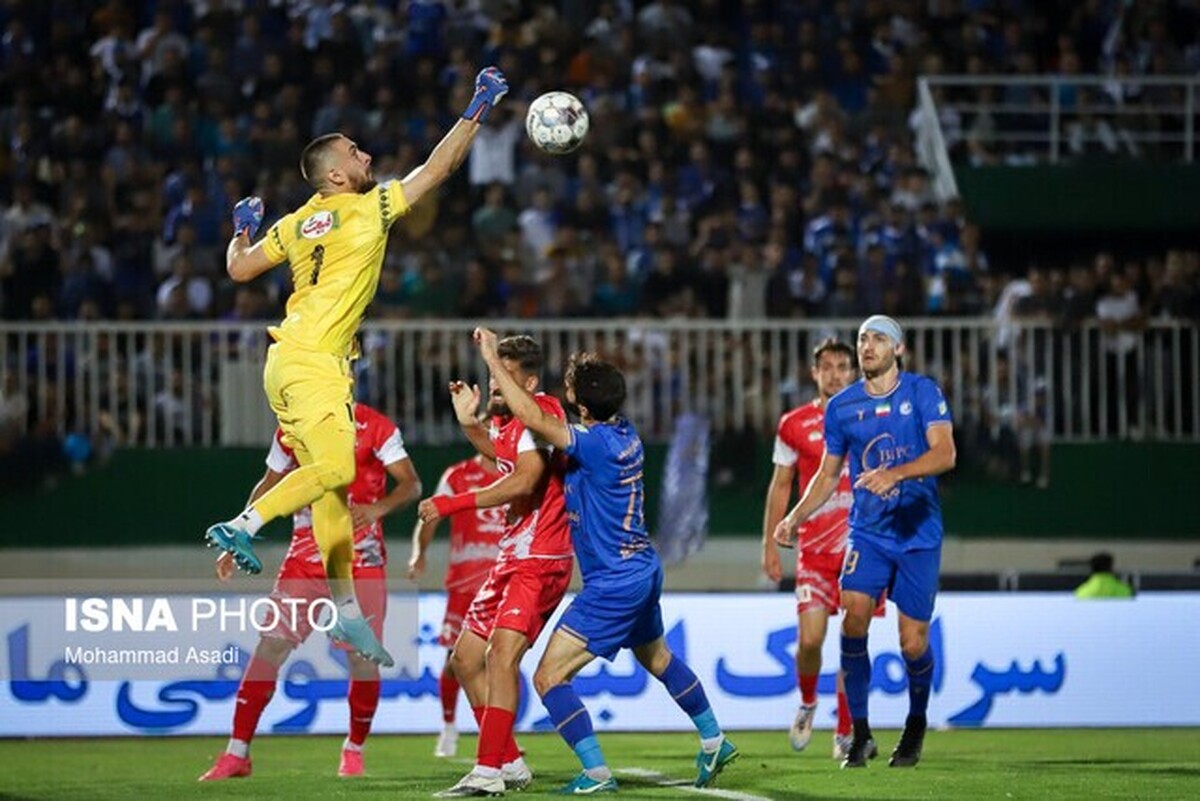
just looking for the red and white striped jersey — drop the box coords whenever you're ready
[267,404,408,568]
[773,399,853,557]
[489,394,572,564]
[433,456,506,593]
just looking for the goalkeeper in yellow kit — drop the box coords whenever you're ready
[205,67,509,667]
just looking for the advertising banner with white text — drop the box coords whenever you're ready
[2,593,1197,736]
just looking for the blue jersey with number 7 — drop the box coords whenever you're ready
[564,418,659,586]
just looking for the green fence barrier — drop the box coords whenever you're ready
[0,443,1196,548]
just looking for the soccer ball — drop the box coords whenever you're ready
[525,91,589,155]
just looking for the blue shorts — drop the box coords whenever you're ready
[556,563,664,661]
[840,534,941,622]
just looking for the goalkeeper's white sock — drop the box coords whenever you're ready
[338,597,364,620]
[231,508,264,536]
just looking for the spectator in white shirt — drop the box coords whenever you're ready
[1096,271,1143,437]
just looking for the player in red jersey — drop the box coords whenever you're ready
[417,335,573,797]
[408,452,505,758]
[762,338,862,760]
[199,404,421,782]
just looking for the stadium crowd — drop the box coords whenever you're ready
[1,1,1199,482]
[1,0,1198,326]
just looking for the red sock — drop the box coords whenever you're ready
[501,730,521,764]
[470,704,517,757]
[232,656,279,743]
[347,679,381,747]
[836,688,852,736]
[477,706,515,769]
[798,673,818,706]
[440,670,461,724]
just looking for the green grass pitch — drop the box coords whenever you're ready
[0,730,1197,800]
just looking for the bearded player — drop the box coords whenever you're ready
[200,403,420,781]
[475,333,740,794]
[776,315,956,770]
[417,335,573,797]
[203,68,509,667]
[408,452,505,758]
[762,339,861,759]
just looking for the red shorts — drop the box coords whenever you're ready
[795,551,885,616]
[439,589,476,648]
[464,557,572,644]
[264,556,387,649]
[795,565,843,615]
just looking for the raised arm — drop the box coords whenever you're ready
[226,197,278,282]
[399,120,480,209]
[400,68,508,208]
[449,381,496,459]
[475,327,570,451]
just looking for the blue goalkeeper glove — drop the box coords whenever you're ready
[232,196,264,238]
[462,67,509,123]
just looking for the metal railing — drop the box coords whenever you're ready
[915,74,1198,174]
[1,319,1197,448]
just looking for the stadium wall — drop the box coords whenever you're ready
[0,443,1197,547]
[955,164,1200,233]
[2,592,1197,735]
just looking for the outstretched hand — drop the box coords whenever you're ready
[449,380,481,425]
[462,67,509,123]
[232,196,264,238]
[473,327,500,364]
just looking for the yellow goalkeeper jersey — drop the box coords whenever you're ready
[261,180,410,357]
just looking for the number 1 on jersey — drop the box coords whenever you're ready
[310,244,326,285]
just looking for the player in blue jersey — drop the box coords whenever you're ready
[774,315,956,770]
[473,327,738,794]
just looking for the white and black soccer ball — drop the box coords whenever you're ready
[525,91,589,155]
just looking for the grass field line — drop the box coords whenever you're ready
[617,767,775,801]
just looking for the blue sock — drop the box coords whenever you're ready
[573,735,606,772]
[657,655,720,740]
[841,634,871,721]
[904,647,934,719]
[542,684,605,770]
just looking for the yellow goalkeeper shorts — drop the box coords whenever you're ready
[262,343,355,449]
